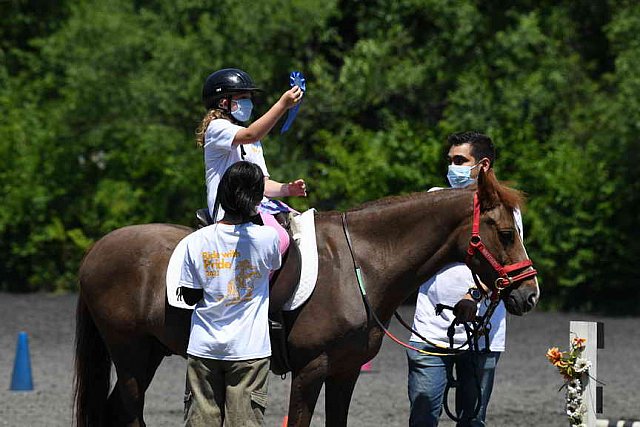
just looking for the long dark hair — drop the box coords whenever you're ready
[217,161,264,221]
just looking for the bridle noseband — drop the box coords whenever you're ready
[465,192,538,300]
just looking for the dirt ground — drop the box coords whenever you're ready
[0,292,638,426]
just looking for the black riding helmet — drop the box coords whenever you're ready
[202,68,261,111]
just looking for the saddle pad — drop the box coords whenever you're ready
[283,208,319,311]
[166,232,195,309]
[165,209,319,311]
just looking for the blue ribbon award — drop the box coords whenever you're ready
[280,71,306,134]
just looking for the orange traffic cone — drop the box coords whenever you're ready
[281,415,288,426]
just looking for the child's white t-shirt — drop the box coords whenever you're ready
[180,223,281,361]
[204,119,270,221]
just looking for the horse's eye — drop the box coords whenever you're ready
[498,229,515,246]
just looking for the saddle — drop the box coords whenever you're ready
[195,208,301,375]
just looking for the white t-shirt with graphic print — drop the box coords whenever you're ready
[204,119,270,221]
[180,222,281,361]
[410,188,523,352]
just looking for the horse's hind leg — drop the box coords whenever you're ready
[107,336,167,426]
[324,368,360,427]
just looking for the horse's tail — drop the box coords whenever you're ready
[73,293,111,427]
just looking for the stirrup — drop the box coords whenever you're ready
[268,312,292,376]
[269,318,284,331]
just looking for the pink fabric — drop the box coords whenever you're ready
[260,212,290,256]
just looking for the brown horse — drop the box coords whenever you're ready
[74,170,539,426]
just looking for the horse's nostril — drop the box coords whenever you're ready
[527,293,538,307]
[506,294,524,315]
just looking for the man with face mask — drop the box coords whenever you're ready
[406,131,523,427]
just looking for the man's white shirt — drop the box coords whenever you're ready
[410,187,523,351]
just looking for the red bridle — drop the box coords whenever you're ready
[465,192,537,300]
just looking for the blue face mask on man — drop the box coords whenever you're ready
[231,98,253,122]
[447,163,479,188]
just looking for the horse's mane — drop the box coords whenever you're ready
[484,169,526,211]
[348,192,426,212]
[343,170,525,214]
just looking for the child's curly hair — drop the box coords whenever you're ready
[195,108,233,147]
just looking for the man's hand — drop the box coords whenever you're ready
[453,297,478,323]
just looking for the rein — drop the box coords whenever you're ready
[340,213,444,357]
[340,191,535,357]
[340,206,494,358]
[341,207,490,422]
[341,191,538,424]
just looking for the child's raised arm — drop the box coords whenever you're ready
[233,86,303,145]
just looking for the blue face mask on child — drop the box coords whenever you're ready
[231,99,253,122]
[447,164,479,188]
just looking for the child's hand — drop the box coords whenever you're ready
[286,179,307,197]
[280,86,304,109]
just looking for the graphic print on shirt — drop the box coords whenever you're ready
[201,249,262,306]
[225,259,262,306]
[201,249,237,278]
[249,142,262,156]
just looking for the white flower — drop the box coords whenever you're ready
[547,339,592,427]
[577,402,587,415]
[566,383,586,425]
[566,401,579,412]
[568,378,581,391]
[574,358,591,373]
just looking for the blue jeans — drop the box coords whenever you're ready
[406,342,500,427]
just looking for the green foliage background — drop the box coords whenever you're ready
[1,0,638,313]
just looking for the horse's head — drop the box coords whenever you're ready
[459,169,539,315]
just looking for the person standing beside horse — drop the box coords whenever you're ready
[197,67,306,256]
[406,131,524,427]
[179,161,281,427]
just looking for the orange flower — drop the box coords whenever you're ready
[554,358,569,369]
[572,337,586,349]
[546,347,563,364]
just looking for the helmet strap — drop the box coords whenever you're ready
[225,95,233,114]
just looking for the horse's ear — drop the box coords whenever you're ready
[477,168,500,211]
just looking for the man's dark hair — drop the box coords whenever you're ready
[217,161,264,221]
[447,131,496,166]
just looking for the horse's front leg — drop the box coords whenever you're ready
[324,367,361,427]
[286,357,327,427]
